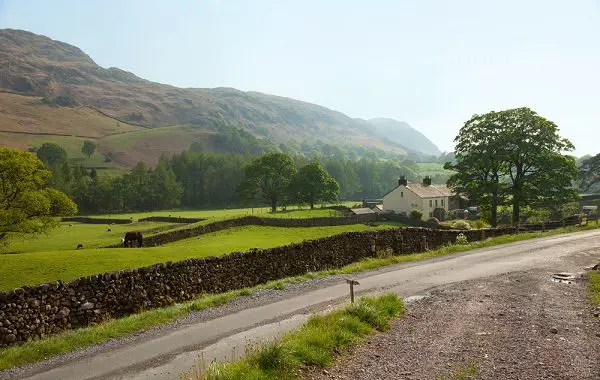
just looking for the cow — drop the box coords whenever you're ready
[76,243,84,249]
[123,231,143,247]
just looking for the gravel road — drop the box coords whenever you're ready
[308,269,600,380]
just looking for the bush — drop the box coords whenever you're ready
[472,219,489,229]
[451,220,472,230]
[409,209,423,220]
[455,233,468,245]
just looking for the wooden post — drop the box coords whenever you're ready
[346,279,360,303]
[422,236,428,251]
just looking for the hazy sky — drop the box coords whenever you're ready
[1,0,599,155]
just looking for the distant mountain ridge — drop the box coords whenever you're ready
[367,118,441,155]
[0,28,440,163]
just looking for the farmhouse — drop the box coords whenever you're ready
[383,176,459,220]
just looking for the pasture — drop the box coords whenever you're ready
[0,224,391,290]
[78,204,350,220]
[0,221,177,254]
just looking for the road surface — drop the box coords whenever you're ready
[7,229,600,380]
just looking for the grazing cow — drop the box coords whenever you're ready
[107,228,112,232]
[123,231,143,247]
[76,243,84,249]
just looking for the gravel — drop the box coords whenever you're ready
[306,270,600,380]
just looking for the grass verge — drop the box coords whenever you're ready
[199,293,404,380]
[590,272,600,307]
[0,223,597,370]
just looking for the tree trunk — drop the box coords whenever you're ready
[490,185,498,228]
[270,200,277,213]
[512,201,520,226]
[310,201,314,210]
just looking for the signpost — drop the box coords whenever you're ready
[346,279,360,303]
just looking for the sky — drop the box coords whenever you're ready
[1,0,599,155]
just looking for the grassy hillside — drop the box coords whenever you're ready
[0,92,140,137]
[0,29,444,165]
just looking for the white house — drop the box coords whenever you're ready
[383,176,455,220]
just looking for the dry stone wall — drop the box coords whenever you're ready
[112,215,377,247]
[137,216,205,224]
[61,217,132,224]
[0,224,567,347]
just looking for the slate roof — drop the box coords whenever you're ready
[405,183,453,198]
[350,208,376,215]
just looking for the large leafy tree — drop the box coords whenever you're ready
[446,111,507,227]
[237,152,296,212]
[81,140,97,159]
[36,142,68,167]
[0,148,77,243]
[290,162,339,209]
[498,108,577,223]
[447,108,577,225]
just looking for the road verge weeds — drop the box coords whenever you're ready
[198,293,403,380]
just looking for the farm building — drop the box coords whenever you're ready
[382,176,460,220]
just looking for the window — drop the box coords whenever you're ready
[401,191,403,198]
[435,199,438,207]
[429,212,433,217]
[429,200,432,207]
[441,199,445,207]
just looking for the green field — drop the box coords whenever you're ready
[0,224,389,290]
[81,205,348,220]
[0,221,177,254]
[416,162,453,177]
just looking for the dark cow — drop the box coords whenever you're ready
[123,231,143,247]
[76,243,84,249]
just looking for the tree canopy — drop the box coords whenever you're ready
[36,142,67,167]
[82,140,97,158]
[0,148,77,243]
[447,107,578,225]
[237,152,296,212]
[579,153,600,192]
[290,162,339,209]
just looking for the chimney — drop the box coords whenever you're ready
[398,175,408,187]
[422,176,432,186]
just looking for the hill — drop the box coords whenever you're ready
[0,29,439,166]
[367,118,441,155]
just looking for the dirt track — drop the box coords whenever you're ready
[309,269,600,380]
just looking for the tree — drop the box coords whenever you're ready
[82,140,97,159]
[0,148,77,243]
[447,107,578,226]
[579,153,600,191]
[36,142,67,167]
[498,108,577,223]
[446,111,508,227]
[290,162,339,209]
[150,157,183,209]
[237,152,296,212]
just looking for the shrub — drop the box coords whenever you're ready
[472,219,489,229]
[455,233,468,245]
[452,220,472,230]
[409,209,423,220]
